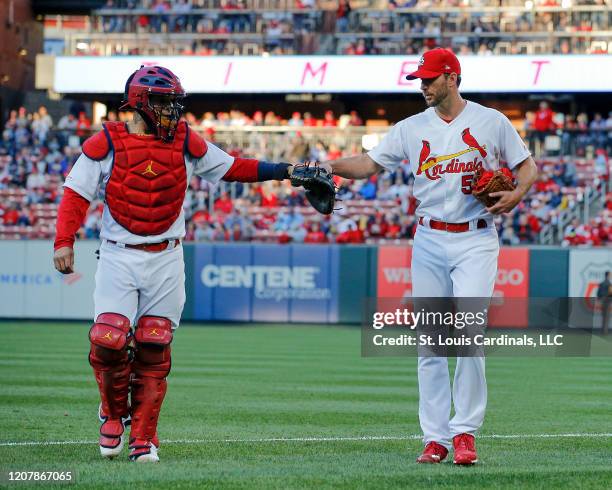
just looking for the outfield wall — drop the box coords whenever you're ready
[0,240,609,323]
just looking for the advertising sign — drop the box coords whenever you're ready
[568,249,612,330]
[377,245,412,298]
[0,240,98,320]
[491,248,530,328]
[0,241,27,317]
[59,241,99,320]
[494,248,530,299]
[194,244,339,323]
[569,249,612,298]
[375,245,529,328]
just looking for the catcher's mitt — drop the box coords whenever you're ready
[290,162,336,215]
[471,168,515,208]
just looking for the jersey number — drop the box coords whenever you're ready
[461,174,474,195]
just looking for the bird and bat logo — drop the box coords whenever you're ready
[416,128,487,180]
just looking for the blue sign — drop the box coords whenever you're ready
[192,244,339,323]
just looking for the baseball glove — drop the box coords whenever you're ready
[290,162,336,215]
[471,168,515,208]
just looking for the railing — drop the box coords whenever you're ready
[36,124,390,160]
[539,178,610,244]
[192,125,388,210]
[13,124,609,163]
[538,192,581,245]
[43,4,612,55]
[583,177,611,224]
[75,0,612,9]
[90,5,612,15]
[56,34,612,56]
[207,125,387,155]
[523,128,611,160]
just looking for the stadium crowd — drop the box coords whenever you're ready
[0,104,610,246]
[51,0,612,56]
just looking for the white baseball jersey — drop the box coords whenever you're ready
[368,100,530,223]
[64,141,234,244]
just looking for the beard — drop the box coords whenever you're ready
[424,86,449,107]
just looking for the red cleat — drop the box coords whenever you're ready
[453,433,478,465]
[416,441,449,463]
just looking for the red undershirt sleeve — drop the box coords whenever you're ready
[222,158,260,182]
[222,158,291,182]
[53,187,91,250]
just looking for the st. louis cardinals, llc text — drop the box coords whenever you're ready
[371,334,564,347]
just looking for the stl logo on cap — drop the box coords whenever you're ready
[418,56,425,66]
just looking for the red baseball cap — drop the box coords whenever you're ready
[406,48,461,80]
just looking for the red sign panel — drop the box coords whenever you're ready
[494,248,530,298]
[490,248,530,328]
[377,245,412,298]
[376,246,530,328]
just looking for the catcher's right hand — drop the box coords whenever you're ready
[290,161,336,215]
[54,246,74,274]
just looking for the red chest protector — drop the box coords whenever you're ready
[82,121,207,236]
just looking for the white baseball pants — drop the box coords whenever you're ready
[411,223,499,449]
[93,240,186,328]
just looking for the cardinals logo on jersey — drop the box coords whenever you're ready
[416,128,487,180]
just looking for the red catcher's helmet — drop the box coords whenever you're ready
[120,65,186,142]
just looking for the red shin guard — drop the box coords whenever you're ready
[89,313,132,420]
[130,317,173,444]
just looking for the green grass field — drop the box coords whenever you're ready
[1,322,611,489]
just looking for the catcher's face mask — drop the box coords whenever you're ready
[120,65,186,142]
[148,94,185,142]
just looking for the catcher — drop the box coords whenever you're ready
[53,66,333,463]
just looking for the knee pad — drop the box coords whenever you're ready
[133,316,173,379]
[89,313,132,368]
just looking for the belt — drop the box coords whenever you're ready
[418,217,488,233]
[106,239,181,252]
